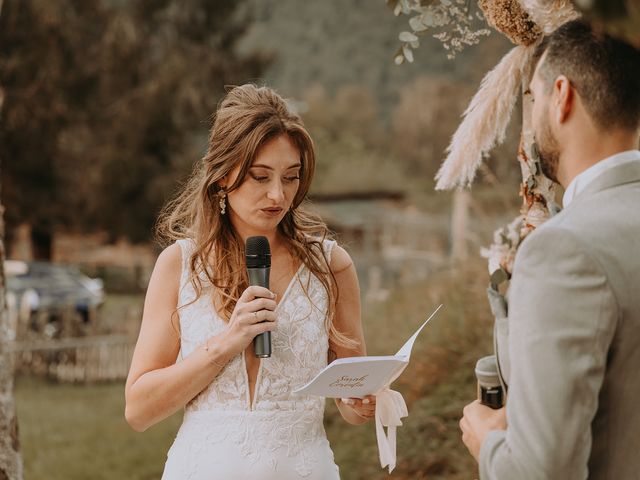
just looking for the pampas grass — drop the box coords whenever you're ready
[433,0,580,191]
[435,44,533,190]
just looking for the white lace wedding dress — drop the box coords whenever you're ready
[161,238,341,480]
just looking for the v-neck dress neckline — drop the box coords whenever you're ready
[243,261,306,410]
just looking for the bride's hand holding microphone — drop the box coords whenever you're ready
[205,286,277,363]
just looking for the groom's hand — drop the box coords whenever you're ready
[460,400,507,461]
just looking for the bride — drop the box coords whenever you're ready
[125,84,375,479]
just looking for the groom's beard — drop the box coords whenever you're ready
[534,112,561,184]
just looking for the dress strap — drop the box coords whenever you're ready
[175,238,196,293]
[321,238,337,264]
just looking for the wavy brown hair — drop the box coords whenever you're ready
[156,84,356,351]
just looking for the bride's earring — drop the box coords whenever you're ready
[218,190,227,215]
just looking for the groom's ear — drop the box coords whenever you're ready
[553,75,574,124]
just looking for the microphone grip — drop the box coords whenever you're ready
[479,384,504,409]
[475,355,504,409]
[248,267,271,358]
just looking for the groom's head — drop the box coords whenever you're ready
[529,20,640,186]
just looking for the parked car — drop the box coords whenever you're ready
[5,260,105,325]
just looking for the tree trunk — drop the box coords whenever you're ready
[0,0,24,477]
[0,209,22,480]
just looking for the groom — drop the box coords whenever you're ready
[460,20,640,479]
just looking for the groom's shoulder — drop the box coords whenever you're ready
[513,211,597,275]
[514,189,637,278]
[520,184,633,252]
[558,173,640,231]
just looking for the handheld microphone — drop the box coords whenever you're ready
[475,355,504,409]
[245,236,271,358]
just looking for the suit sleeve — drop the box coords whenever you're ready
[479,226,618,479]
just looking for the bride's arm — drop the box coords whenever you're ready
[328,245,376,425]
[124,245,277,432]
[124,244,233,432]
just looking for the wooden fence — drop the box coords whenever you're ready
[8,335,136,383]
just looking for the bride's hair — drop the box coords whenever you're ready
[156,84,357,350]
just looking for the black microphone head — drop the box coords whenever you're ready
[245,236,271,268]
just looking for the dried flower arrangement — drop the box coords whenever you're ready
[479,0,541,45]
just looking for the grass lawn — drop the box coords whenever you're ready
[15,377,181,480]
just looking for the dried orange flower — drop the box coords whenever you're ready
[478,0,543,46]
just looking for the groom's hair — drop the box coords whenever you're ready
[533,20,640,132]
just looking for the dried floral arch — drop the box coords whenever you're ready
[391,0,580,290]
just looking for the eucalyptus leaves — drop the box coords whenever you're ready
[389,0,491,61]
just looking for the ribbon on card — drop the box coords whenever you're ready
[374,387,408,473]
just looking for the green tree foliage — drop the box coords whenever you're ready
[238,0,508,116]
[391,76,474,179]
[301,84,411,196]
[238,0,514,195]
[0,0,269,246]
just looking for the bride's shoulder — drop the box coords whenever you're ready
[153,237,199,278]
[155,243,182,273]
[145,243,183,299]
[328,244,354,275]
[300,235,353,274]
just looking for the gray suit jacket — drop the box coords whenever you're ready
[481,159,640,480]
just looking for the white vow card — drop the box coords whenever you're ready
[294,304,443,398]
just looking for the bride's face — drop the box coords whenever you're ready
[223,134,302,236]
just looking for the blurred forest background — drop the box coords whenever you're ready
[1,0,538,479]
[1,0,520,250]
